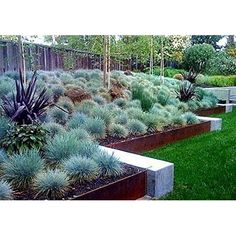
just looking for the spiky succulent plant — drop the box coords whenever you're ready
[1,70,51,124]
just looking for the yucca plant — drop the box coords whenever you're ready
[1,70,51,124]
[176,81,198,102]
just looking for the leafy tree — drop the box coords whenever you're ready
[183,43,215,73]
[191,35,224,49]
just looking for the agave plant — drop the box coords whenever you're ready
[176,81,198,102]
[1,70,51,124]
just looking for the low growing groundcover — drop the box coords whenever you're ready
[144,108,236,200]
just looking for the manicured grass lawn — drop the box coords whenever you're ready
[144,108,236,200]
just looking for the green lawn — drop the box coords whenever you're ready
[144,108,236,200]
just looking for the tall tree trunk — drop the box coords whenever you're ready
[160,36,165,83]
[103,35,108,87]
[18,35,26,84]
[107,35,111,89]
[150,36,154,75]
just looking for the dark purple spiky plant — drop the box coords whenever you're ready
[1,70,51,124]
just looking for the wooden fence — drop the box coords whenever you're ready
[0,40,132,73]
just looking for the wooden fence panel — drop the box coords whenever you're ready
[0,40,129,73]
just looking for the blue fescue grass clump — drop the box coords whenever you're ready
[34,169,70,200]
[0,180,13,200]
[83,117,106,139]
[43,122,66,138]
[109,124,128,138]
[0,117,11,142]
[126,119,147,135]
[57,97,75,114]
[0,149,8,165]
[48,107,69,125]
[113,98,127,109]
[66,128,91,141]
[90,107,113,127]
[3,149,44,189]
[75,140,99,158]
[114,113,129,125]
[94,151,124,177]
[63,156,99,183]
[67,112,88,129]
[182,112,199,124]
[44,133,81,164]
[93,95,107,105]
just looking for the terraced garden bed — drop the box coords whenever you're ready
[104,121,211,153]
[195,106,225,116]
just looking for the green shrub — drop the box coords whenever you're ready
[83,117,106,139]
[63,156,99,183]
[197,75,236,87]
[109,124,128,138]
[126,119,147,135]
[205,52,236,75]
[0,117,11,142]
[132,83,155,111]
[183,43,215,73]
[43,122,66,138]
[94,151,123,177]
[48,107,69,125]
[67,112,88,129]
[183,112,199,124]
[0,180,13,200]
[144,67,186,78]
[44,133,81,164]
[3,149,44,189]
[34,169,70,200]
[2,124,48,154]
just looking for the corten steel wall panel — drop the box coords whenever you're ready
[106,121,211,153]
